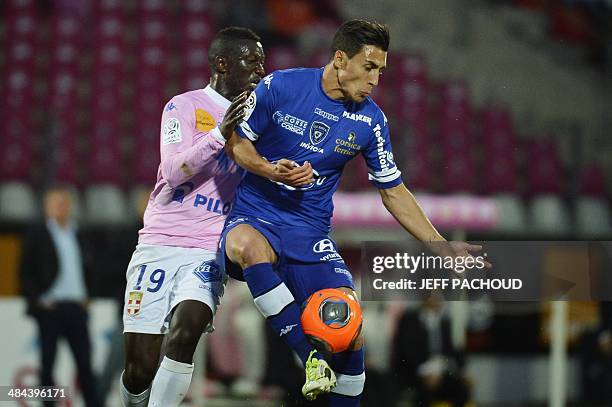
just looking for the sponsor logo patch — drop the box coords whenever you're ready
[299,141,324,154]
[334,132,361,156]
[273,110,308,136]
[195,109,216,132]
[193,260,222,284]
[313,239,345,262]
[373,123,391,171]
[165,102,177,112]
[314,107,339,122]
[342,111,372,126]
[313,238,336,253]
[334,267,352,279]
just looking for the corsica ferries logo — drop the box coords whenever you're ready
[334,132,361,156]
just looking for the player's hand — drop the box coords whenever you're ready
[219,91,250,140]
[434,241,492,269]
[272,159,315,187]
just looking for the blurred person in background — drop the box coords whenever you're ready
[119,26,311,407]
[391,297,471,407]
[19,185,101,407]
[580,301,612,405]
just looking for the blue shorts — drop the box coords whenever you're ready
[220,216,354,305]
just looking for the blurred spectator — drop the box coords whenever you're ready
[18,185,101,407]
[391,297,471,407]
[579,301,612,405]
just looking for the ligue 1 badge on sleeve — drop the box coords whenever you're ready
[127,291,143,316]
[243,91,257,121]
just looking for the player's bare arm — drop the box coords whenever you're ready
[379,183,489,262]
[379,183,445,242]
[225,130,314,187]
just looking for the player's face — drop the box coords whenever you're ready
[336,45,386,103]
[225,40,265,97]
[44,190,73,225]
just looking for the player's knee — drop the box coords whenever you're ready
[166,325,198,358]
[124,360,156,392]
[226,228,274,268]
[166,318,208,362]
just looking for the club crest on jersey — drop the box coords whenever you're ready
[127,291,143,316]
[193,260,222,284]
[310,121,330,145]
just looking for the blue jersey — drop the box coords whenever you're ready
[233,67,402,233]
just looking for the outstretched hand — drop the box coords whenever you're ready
[220,91,249,140]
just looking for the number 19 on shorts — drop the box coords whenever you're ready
[134,265,166,293]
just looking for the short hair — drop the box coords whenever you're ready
[208,26,261,68]
[330,19,390,59]
[43,183,73,197]
[43,183,73,205]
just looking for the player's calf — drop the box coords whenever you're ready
[122,333,163,393]
[147,300,212,406]
[164,300,213,363]
[121,333,162,407]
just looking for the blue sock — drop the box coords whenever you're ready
[326,348,365,406]
[243,263,320,365]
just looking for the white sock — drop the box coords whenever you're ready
[120,371,150,407]
[147,356,194,407]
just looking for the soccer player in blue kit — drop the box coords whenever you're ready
[222,19,484,404]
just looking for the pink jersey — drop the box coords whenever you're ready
[138,85,242,251]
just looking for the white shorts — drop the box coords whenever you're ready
[123,244,226,335]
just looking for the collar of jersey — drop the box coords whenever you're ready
[203,85,231,110]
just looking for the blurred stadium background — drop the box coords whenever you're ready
[1,0,612,406]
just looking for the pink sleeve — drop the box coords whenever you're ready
[158,97,226,188]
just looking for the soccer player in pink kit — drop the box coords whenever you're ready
[120,27,313,407]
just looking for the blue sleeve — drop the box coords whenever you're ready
[235,73,277,142]
[362,110,403,189]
